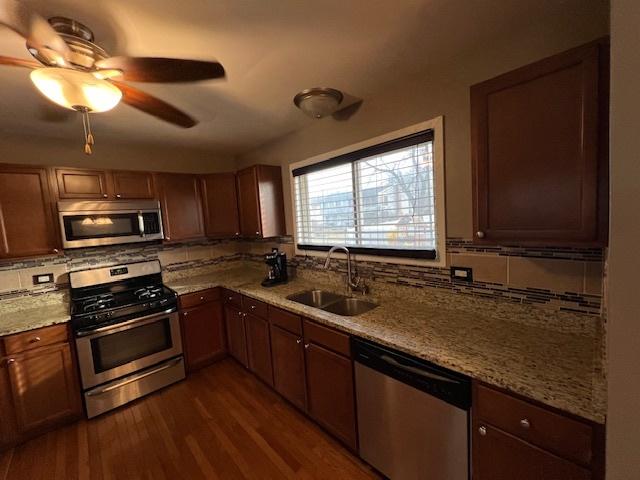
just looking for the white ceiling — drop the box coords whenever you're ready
[0,0,607,156]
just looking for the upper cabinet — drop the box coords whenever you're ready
[237,165,286,238]
[154,173,205,242]
[111,171,155,199]
[471,39,609,245]
[54,168,155,200]
[55,168,110,199]
[0,165,59,258]
[200,173,240,237]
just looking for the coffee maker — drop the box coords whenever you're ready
[261,248,288,287]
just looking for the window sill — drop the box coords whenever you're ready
[295,246,447,268]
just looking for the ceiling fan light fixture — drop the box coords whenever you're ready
[30,67,122,112]
[294,87,343,119]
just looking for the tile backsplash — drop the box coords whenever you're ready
[0,235,605,317]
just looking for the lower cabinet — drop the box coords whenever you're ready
[1,326,82,450]
[304,338,357,450]
[245,313,274,386]
[473,422,591,480]
[224,304,248,367]
[181,300,226,372]
[270,324,306,410]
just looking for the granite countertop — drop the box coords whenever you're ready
[0,292,70,337]
[0,264,606,424]
[166,266,606,424]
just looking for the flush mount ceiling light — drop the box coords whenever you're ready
[0,4,227,155]
[293,87,343,119]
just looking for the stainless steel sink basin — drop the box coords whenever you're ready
[286,290,346,308]
[319,298,378,316]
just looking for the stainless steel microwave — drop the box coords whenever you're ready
[58,200,164,249]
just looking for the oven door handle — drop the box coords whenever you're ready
[138,211,145,238]
[85,357,182,397]
[76,308,178,338]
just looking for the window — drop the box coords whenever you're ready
[293,126,443,260]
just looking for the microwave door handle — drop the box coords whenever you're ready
[138,211,145,237]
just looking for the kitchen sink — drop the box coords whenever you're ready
[321,298,378,316]
[286,290,346,308]
[287,290,378,316]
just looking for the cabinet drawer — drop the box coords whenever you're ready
[303,320,350,357]
[179,288,221,309]
[474,384,593,466]
[3,324,69,355]
[242,296,267,318]
[269,306,302,336]
[222,290,242,308]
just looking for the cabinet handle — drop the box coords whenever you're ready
[304,343,310,349]
[116,194,122,198]
[102,193,108,198]
[6,358,15,366]
[166,236,171,241]
[478,425,487,436]
[30,336,41,343]
[476,231,485,239]
[296,338,302,344]
[520,418,530,429]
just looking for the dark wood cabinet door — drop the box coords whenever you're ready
[305,342,357,450]
[201,173,240,237]
[0,165,59,259]
[245,313,274,386]
[155,173,204,242]
[255,165,286,238]
[112,171,155,199]
[181,301,226,372]
[471,40,608,245]
[0,358,18,450]
[224,304,248,367]
[6,343,82,437]
[270,325,305,410]
[236,166,262,237]
[473,422,591,480]
[55,168,110,199]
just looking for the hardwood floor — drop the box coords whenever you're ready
[0,359,379,480]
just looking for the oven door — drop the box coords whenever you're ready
[75,309,182,389]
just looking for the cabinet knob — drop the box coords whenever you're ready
[183,312,188,317]
[520,418,530,429]
[52,248,59,254]
[235,232,240,236]
[30,336,41,343]
[478,426,487,436]
[102,194,108,198]
[228,296,233,301]
[6,358,15,366]
[296,338,302,344]
[304,343,310,349]
[116,194,122,198]
[166,236,171,241]
[237,311,242,316]
[200,296,204,301]
[250,305,256,310]
[255,231,260,235]
[476,231,485,239]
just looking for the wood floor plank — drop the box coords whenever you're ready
[0,358,379,480]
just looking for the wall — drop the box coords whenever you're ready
[606,0,640,476]
[0,135,236,173]
[236,16,609,316]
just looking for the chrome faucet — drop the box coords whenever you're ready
[323,246,366,293]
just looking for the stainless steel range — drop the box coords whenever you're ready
[69,260,185,418]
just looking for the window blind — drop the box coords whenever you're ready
[294,130,437,259]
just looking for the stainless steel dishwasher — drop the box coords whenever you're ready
[353,338,471,480]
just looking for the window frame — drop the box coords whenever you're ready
[290,116,446,267]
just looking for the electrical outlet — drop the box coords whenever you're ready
[32,273,54,285]
[450,266,473,282]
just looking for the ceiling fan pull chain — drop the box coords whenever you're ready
[80,108,93,155]
[85,110,95,145]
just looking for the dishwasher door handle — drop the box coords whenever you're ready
[378,354,461,384]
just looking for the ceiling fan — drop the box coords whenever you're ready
[0,0,226,154]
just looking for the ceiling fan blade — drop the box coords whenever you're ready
[0,55,40,68]
[0,0,70,62]
[111,80,197,128]
[96,57,225,83]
